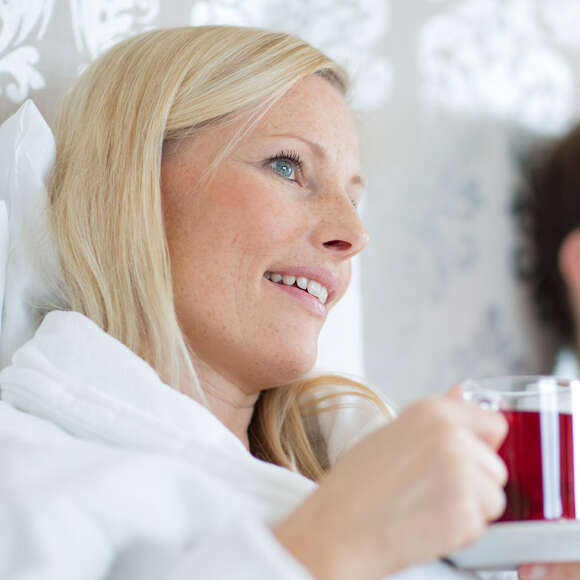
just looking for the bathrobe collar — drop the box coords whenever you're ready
[0,310,316,507]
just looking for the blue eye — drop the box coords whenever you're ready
[270,158,295,180]
[267,150,303,182]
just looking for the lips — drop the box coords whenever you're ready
[264,272,328,304]
[263,265,342,306]
[265,278,327,317]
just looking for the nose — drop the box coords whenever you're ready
[310,194,370,260]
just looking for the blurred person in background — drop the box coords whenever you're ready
[517,124,580,381]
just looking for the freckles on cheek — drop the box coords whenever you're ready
[237,193,301,242]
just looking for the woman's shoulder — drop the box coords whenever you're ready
[0,400,132,485]
[0,399,253,526]
[0,399,78,449]
[0,405,290,580]
[0,400,198,495]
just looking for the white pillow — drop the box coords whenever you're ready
[0,100,60,369]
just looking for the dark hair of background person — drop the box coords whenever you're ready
[513,124,580,347]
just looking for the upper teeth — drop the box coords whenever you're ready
[264,271,329,304]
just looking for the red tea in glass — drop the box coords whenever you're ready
[498,409,576,522]
[462,376,580,523]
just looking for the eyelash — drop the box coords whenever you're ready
[266,150,359,210]
[267,149,303,178]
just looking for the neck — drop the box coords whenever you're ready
[190,357,260,450]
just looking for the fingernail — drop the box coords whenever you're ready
[528,565,548,579]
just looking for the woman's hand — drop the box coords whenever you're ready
[274,395,508,580]
[519,563,580,579]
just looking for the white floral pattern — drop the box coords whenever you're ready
[419,0,576,134]
[190,0,391,109]
[383,143,485,302]
[539,0,580,48]
[0,0,54,102]
[70,0,159,62]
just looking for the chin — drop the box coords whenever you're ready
[262,342,318,388]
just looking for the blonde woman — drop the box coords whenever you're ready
[0,25,538,580]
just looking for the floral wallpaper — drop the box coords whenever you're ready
[70,0,160,64]
[0,0,389,115]
[420,0,578,135]
[0,1,54,102]
[2,1,580,407]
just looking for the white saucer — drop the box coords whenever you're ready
[448,520,580,570]
[448,520,580,571]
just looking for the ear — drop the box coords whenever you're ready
[559,228,580,296]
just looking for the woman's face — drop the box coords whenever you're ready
[161,75,369,393]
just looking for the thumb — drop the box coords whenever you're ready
[444,384,464,400]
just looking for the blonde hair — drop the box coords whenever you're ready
[49,25,390,481]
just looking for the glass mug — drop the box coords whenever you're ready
[462,375,580,522]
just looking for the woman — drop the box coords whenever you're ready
[0,25,564,579]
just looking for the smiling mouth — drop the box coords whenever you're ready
[264,271,328,304]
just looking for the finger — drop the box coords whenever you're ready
[459,429,508,486]
[452,431,507,521]
[444,385,464,400]
[475,465,507,522]
[435,398,509,450]
[519,563,580,579]
[518,564,547,579]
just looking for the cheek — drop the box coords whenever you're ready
[163,164,311,305]
[201,173,306,254]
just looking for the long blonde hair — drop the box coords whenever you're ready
[49,25,390,481]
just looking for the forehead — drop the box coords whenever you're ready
[162,76,359,169]
[250,75,359,154]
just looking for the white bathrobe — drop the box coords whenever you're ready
[0,309,486,579]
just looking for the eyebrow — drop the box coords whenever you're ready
[265,133,365,189]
